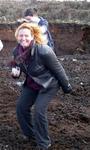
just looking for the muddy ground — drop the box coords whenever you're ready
[0,42,90,150]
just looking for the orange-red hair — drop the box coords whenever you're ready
[15,22,46,44]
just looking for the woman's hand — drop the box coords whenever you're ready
[11,67,20,78]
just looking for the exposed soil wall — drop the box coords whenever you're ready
[0,22,90,55]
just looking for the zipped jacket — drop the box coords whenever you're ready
[13,44,72,93]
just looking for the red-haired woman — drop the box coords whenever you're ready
[11,22,72,150]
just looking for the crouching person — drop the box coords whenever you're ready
[11,22,72,150]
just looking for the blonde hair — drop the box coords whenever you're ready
[15,22,46,44]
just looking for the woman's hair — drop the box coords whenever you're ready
[15,23,46,44]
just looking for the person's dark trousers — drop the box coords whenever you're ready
[16,86,38,138]
[16,83,59,149]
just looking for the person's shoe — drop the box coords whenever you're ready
[35,143,51,150]
[28,136,37,146]
[17,134,37,145]
[17,134,29,141]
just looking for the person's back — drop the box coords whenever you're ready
[23,8,54,49]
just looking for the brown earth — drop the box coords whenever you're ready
[0,23,90,56]
[0,41,90,150]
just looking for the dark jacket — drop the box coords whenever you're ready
[13,44,72,93]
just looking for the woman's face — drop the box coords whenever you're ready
[17,28,33,48]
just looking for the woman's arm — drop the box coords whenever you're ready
[40,45,72,93]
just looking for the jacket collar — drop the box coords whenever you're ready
[31,41,37,56]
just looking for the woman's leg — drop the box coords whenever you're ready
[16,86,38,138]
[33,84,59,149]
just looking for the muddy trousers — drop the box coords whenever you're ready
[16,85,59,149]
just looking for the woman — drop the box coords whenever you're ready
[17,8,54,49]
[11,23,72,150]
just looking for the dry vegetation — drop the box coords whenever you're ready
[0,0,90,24]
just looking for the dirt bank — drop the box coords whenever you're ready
[0,22,90,56]
[0,41,90,150]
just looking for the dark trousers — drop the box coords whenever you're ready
[16,84,59,149]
